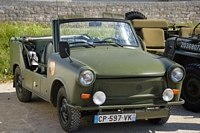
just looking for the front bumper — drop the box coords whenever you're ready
[67,98,184,110]
[67,99,184,120]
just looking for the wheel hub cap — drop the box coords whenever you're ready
[60,98,68,124]
[17,75,23,93]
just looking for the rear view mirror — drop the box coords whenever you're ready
[89,21,102,27]
[59,42,70,58]
[163,38,175,60]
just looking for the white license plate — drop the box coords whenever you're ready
[94,113,136,124]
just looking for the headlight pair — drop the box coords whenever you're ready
[78,70,95,87]
[170,67,184,82]
[162,88,174,102]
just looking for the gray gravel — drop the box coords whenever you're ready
[0,82,200,133]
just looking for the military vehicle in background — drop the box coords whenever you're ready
[164,23,200,112]
[126,11,200,112]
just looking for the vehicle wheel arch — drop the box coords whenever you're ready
[173,54,199,67]
[50,79,68,107]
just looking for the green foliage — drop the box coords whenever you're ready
[169,22,198,27]
[168,22,198,30]
[60,23,115,40]
[178,23,199,27]
[0,22,51,83]
[61,27,115,40]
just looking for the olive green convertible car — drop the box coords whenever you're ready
[10,17,185,132]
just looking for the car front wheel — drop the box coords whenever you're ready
[57,86,81,132]
[148,106,171,125]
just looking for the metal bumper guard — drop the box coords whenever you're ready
[67,98,184,110]
[67,99,184,120]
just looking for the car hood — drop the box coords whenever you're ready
[70,47,174,78]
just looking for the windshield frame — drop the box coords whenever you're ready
[53,18,140,52]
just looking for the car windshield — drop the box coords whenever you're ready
[59,20,138,47]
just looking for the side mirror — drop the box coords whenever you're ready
[59,42,70,58]
[163,38,175,60]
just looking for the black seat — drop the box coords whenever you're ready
[40,42,53,74]
[33,39,52,62]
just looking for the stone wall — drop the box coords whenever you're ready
[0,0,199,24]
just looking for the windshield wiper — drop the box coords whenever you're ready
[69,40,95,48]
[93,40,123,47]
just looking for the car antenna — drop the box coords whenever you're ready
[56,0,59,19]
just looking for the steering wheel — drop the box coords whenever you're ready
[102,37,117,42]
[81,34,101,42]
[80,34,92,41]
[192,23,200,37]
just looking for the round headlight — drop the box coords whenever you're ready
[79,70,94,86]
[171,68,184,82]
[93,91,106,105]
[163,88,174,102]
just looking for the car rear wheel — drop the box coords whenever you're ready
[182,63,200,112]
[57,86,81,132]
[14,66,32,102]
[148,106,171,125]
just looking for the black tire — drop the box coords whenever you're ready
[125,11,147,20]
[148,106,171,125]
[57,86,81,132]
[14,66,32,102]
[181,63,200,112]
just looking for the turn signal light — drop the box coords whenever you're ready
[81,93,91,99]
[173,89,180,95]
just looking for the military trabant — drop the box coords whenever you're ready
[10,15,185,132]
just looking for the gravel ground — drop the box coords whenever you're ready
[0,82,200,133]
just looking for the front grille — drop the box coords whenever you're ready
[92,77,166,105]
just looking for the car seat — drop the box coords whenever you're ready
[40,42,54,74]
[140,28,165,55]
[179,28,200,37]
[132,19,168,55]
